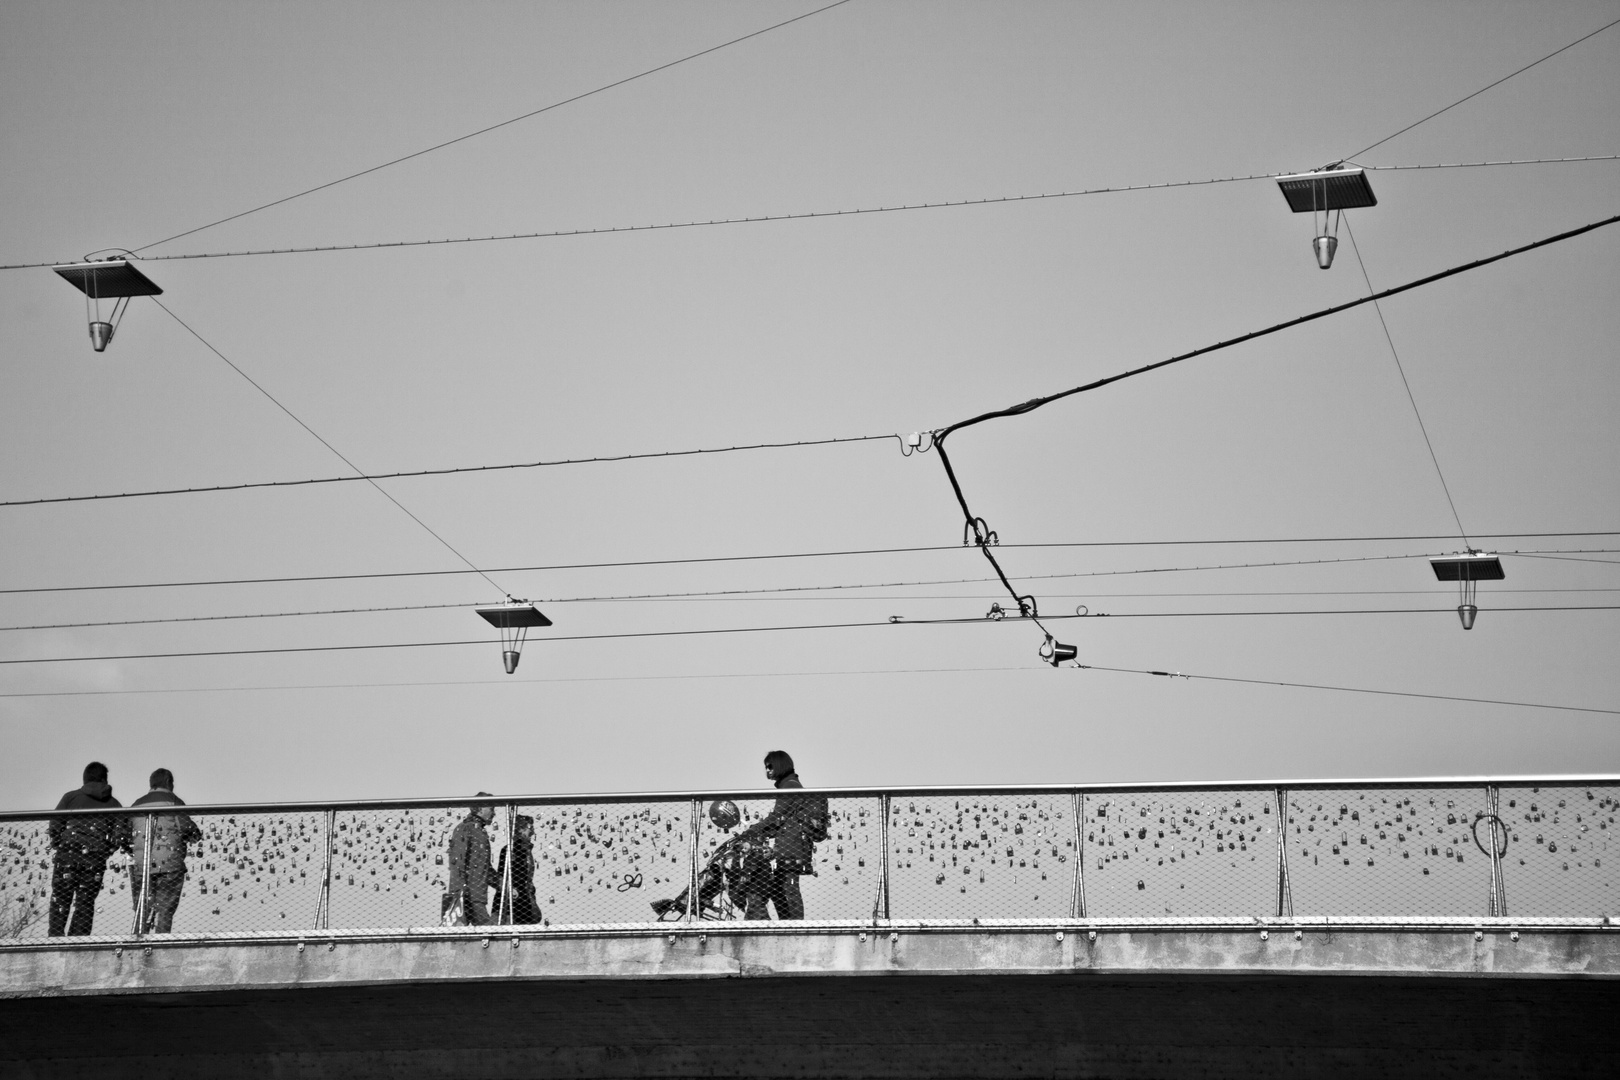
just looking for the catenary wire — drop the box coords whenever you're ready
[128,1,855,253]
[1343,17,1620,159]
[928,213,1620,631]
[0,434,892,507]
[3,606,1616,666]
[1,539,1613,596]
[4,157,1613,271]
[1079,665,1618,717]
[12,212,1617,512]
[2,666,1615,716]
[1344,216,1470,545]
[4,583,1614,633]
[154,299,506,595]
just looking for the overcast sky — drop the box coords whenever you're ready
[2,1,1616,810]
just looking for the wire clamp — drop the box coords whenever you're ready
[899,431,935,456]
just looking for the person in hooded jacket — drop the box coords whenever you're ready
[128,768,203,934]
[446,794,497,926]
[47,761,131,936]
[736,751,829,920]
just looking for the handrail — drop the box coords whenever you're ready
[5,774,1614,821]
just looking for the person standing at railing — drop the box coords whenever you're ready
[445,795,497,926]
[493,815,542,925]
[128,769,203,934]
[46,761,131,936]
[736,751,829,920]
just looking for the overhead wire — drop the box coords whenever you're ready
[2,157,1613,271]
[4,582,1615,633]
[3,605,1617,667]
[1343,16,1620,159]
[1343,216,1470,545]
[127,1,855,254]
[10,211,1618,513]
[927,213,1620,639]
[2,539,1613,596]
[1079,665,1619,717]
[0,434,892,508]
[1,666,1615,716]
[153,299,507,595]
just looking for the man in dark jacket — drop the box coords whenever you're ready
[129,768,203,934]
[446,794,497,926]
[47,762,131,936]
[737,751,828,920]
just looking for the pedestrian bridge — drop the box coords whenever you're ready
[3,777,1617,1077]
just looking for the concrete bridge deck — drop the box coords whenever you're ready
[2,921,1616,1078]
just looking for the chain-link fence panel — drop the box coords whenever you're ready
[1497,784,1618,918]
[326,807,483,931]
[1285,787,1492,916]
[1082,791,1278,918]
[881,794,1075,921]
[182,810,327,934]
[2,819,60,941]
[529,801,691,927]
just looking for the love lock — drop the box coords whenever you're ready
[1055,931,1064,942]
[859,932,868,943]
[890,932,899,942]
[1259,930,1269,941]
[1510,931,1520,942]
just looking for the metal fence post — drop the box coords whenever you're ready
[873,793,891,923]
[315,809,335,930]
[685,799,700,923]
[499,803,516,925]
[1273,788,1294,918]
[1485,785,1508,917]
[1070,791,1086,918]
[132,812,153,937]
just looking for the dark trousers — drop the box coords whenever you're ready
[49,859,105,936]
[131,869,186,934]
[743,863,804,921]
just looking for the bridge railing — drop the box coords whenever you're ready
[2,777,1614,941]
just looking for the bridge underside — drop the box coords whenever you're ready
[2,926,1616,1078]
[3,972,1617,1079]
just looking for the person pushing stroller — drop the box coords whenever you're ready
[733,750,828,921]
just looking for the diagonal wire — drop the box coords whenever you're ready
[1343,216,1470,545]
[152,299,506,594]
[1344,16,1620,159]
[6,157,1616,272]
[1080,664,1618,717]
[131,1,854,253]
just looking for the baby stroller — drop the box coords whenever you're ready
[650,801,766,921]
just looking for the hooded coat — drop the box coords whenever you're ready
[47,782,130,865]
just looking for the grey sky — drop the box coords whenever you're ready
[1,1,1616,809]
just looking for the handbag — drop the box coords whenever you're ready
[441,889,469,927]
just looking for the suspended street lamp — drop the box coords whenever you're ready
[475,599,552,673]
[52,256,164,352]
[1274,165,1377,269]
[1038,635,1079,667]
[1429,552,1504,630]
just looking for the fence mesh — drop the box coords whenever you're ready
[1082,790,1278,918]
[4,783,1616,938]
[1285,787,1492,916]
[1497,784,1618,918]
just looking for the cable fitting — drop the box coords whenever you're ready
[898,431,935,457]
[963,518,999,547]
